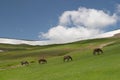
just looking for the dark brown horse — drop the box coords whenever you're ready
[21,61,29,65]
[63,55,72,62]
[93,48,103,55]
[38,58,47,64]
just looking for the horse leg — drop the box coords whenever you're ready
[97,51,99,55]
[70,57,72,61]
[67,58,69,62]
[26,62,29,65]
[93,51,96,55]
[100,50,103,54]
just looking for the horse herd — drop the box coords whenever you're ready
[21,48,103,66]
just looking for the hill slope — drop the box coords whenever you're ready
[0,37,120,80]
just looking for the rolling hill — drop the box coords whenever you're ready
[0,36,120,80]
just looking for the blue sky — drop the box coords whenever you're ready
[0,0,120,40]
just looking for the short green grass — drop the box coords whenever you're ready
[0,38,120,80]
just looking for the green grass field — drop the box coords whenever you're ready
[0,37,120,80]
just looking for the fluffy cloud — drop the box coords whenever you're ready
[39,7,118,43]
[59,7,117,28]
[40,25,102,43]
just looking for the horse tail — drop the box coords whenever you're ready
[38,60,40,64]
[63,58,65,62]
[93,51,95,55]
[93,49,96,55]
[21,62,23,65]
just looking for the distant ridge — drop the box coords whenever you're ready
[0,29,120,45]
[96,29,120,38]
[0,38,52,45]
[113,33,120,38]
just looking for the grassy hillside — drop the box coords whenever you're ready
[0,37,120,80]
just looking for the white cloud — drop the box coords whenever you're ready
[59,7,117,28]
[39,7,118,44]
[40,25,102,43]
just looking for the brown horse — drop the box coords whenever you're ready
[63,55,72,62]
[38,58,47,64]
[21,61,29,65]
[93,48,103,55]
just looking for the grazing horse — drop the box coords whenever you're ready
[63,55,72,62]
[21,61,29,65]
[38,58,47,64]
[93,48,103,55]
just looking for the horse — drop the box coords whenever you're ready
[63,55,73,62]
[93,48,103,55]
[21,61,29,65]
[38,58,47,64]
